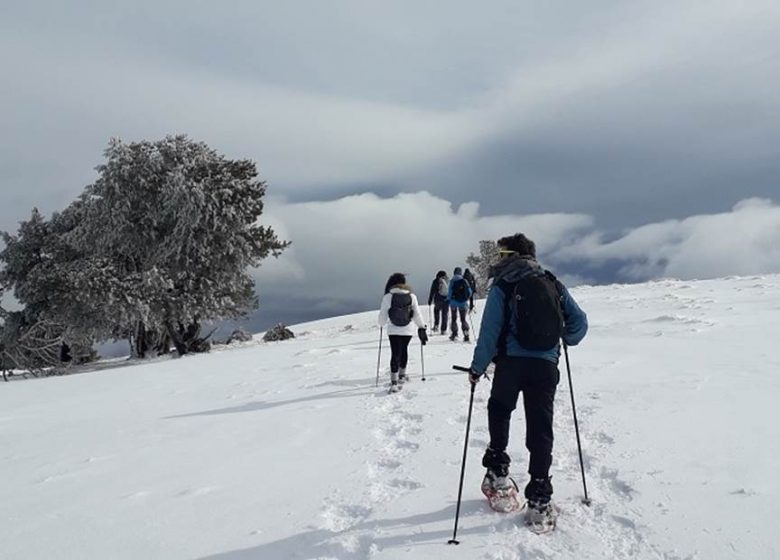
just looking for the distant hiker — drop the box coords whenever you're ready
[427,270,450,334]
[448,267,473,342]
[463,268,477,312]
[466,233,588,522]
[378,273,428,391]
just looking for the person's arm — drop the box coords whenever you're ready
[560,285,588,346]
[469,283,506,373]
[411,294,426,329]
[378,294,390,327]
[428,280,436,306]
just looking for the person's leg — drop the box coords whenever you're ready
[439,301,448,333]
[486,357,523,453]
[398,335,412,379]
[450,306,459,338]
[482,357,523,478]
[432,304,440,331]
[459,307,470,339]
[520,358,560,504]
[388,335,401,383]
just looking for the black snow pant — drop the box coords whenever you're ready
[388,335,412,373]
[433,299,448,332]
[450,306,469,337]
[486,356,560,478]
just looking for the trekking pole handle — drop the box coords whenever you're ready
[452,365,470,372]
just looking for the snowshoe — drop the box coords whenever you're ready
[524,501,558,534]
[481,472,520,513]
[388,381,402,394]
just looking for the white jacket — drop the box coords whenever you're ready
[378,287,426,336]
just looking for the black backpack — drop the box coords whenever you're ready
[388,293,413,326]
[451,278,469,303]
[502,271,563,351]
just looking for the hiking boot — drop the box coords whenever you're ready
[464,334,470,343]
[449,333,457,341]
[524,476,553,507]
[440,328,446,335]
[484,466,513,492]
[482,447,510,470]
[398,368,408,383]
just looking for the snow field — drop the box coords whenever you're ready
[2,275,779,559]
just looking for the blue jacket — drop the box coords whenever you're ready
[448,275,472,309]
[470,257,588,372]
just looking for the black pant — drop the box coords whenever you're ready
[433,299,448,331]
[388,335,412,373]
[487,356,560,477]
[450,306,469,337]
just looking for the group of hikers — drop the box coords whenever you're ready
[376,232,589,525]
[427,267,476,341]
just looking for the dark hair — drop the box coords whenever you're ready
[497,233,536,257]
[384,272,407,294]
[436,270,446,279]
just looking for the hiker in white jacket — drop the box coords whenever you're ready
[378,273,428,389]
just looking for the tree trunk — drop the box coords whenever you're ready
[165,320,188,356]
[133,322,148,358]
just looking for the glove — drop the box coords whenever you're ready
[468,367,482,384]
[418,327,428,345]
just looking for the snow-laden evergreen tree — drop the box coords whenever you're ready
[65,135,289,356]
[465,240,500,296]
[0,208,76,374]
[1,135,289,360]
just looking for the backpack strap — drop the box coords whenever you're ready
[544,270,565,313]
[495,278,513,357]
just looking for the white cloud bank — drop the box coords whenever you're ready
[255,193,780,314]
[558,197,780,281]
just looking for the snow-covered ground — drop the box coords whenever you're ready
[2,275,779,559]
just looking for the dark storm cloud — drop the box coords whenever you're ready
[2,1,780,334]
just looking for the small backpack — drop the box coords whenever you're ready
[451,278,469,303]
[507,271,563,351]
[437,277,448,297]
[388,293,413,326]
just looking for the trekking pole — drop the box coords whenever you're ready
[447,365,476,545]
[468,309,479,340]
[420,343,426,381]
[375,327,383,388]
[563,343,591,506]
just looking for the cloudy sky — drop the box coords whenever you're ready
[2,0,779,331]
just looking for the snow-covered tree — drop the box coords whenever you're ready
[64,135,289,355]
[465,240,500,296]
[1,135,289,360]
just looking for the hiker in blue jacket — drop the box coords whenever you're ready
[467,233,588,517]
[448,267,473,342]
